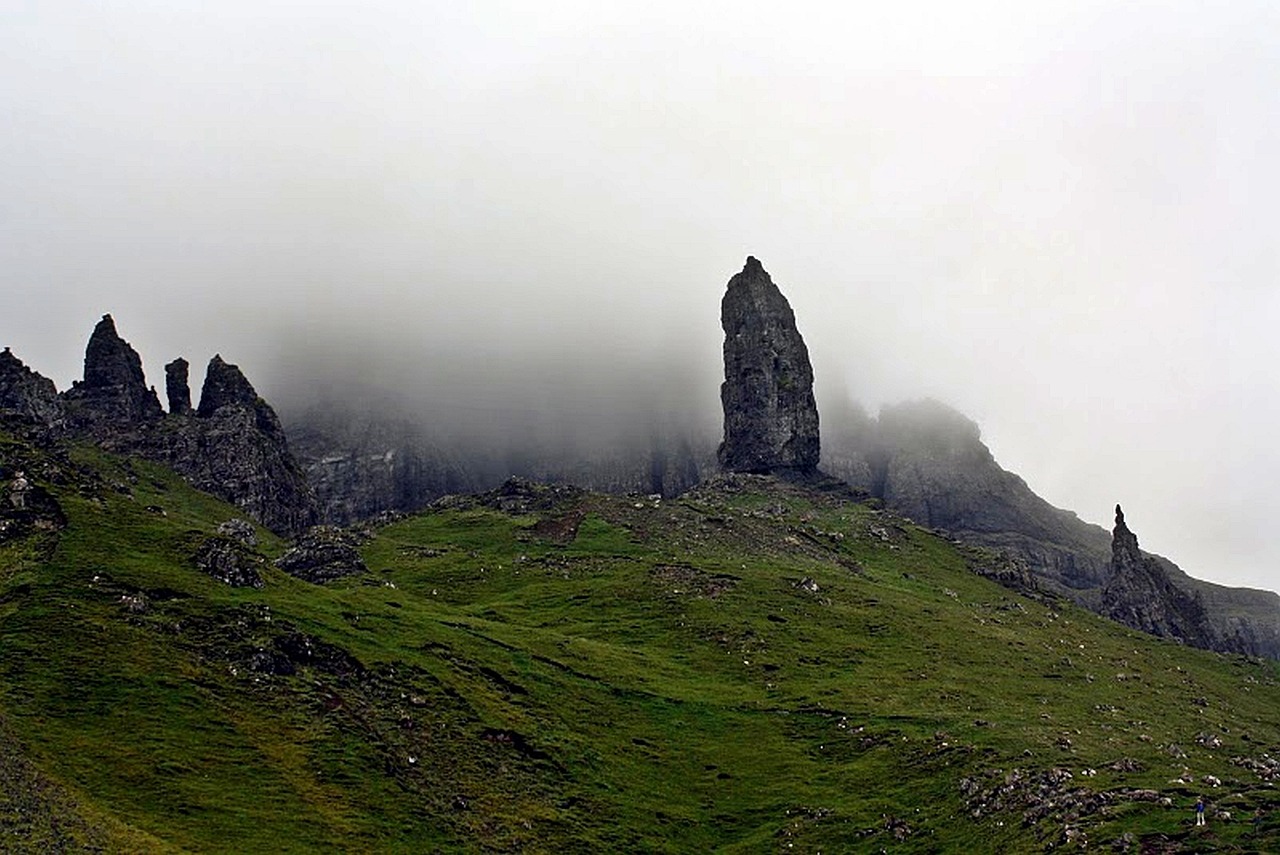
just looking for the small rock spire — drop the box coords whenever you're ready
[165,358,192,415]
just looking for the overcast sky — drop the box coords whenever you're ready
[3,2,1277,592]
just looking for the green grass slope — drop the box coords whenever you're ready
[2,427,1280,852]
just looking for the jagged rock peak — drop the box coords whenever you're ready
[717,256,820,475]
[1103,504,1213,649]
[0,346,63,424]
[197,355,258,417]
[1111,504,1143,559]
[62,314,162,427]
[165,358,192,415]
[82,315,145,390]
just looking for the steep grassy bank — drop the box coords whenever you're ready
[2,429,1279,852]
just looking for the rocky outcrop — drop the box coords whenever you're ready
[165,358,192,416]
[2,317,316,536]
[1102,505,1215,649]
[717,257,820,476]
[61,315,163,435]
[0,468,65,543]
[274,526,367,584]
[193,536,265,588]
[0,348,63,426]
[151,356,316,535]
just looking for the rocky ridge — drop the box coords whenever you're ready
[145,355,315,535]
[0,317,315,535]
[821,397,1280,658]
[0,348,63,426]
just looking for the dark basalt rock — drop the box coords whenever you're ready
[197,355,258,417]
[275,526,367,584]
[0,317,319,536]
[0,348,63,426]
[193,536,264,588]
[149,355,317,535]
[717,257,820,476]
[165,358,192,415]
[216,518,257,548]
[61,315,163,433]
[1102,505,1214,649]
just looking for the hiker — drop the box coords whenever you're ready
[1196,796,1206,826]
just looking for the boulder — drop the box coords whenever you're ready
[193,536,264,588]
[216,518,258,548]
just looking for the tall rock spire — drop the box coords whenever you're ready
[717,257,820,475]
[1102,504,1214,649]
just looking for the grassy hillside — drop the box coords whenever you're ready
[2,427,1280,852]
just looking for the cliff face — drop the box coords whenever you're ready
[285,400,713,525]
[1103,505,1214,649]
[717,257,820,476]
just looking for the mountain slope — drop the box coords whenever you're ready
[3,427,1280,852]
[822,398,1280,659]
